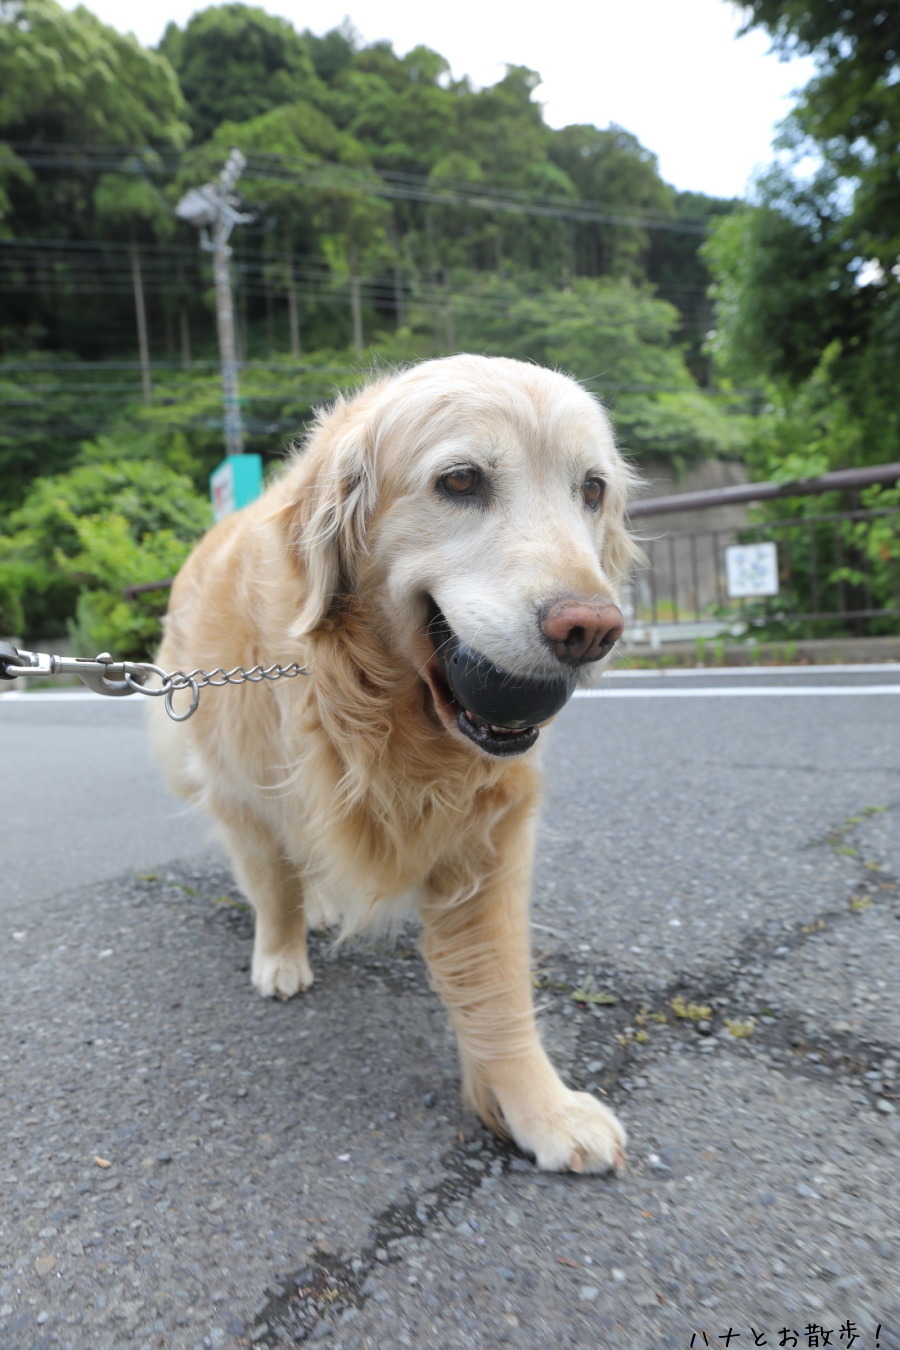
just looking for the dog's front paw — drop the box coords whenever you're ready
[505,1089,627,1174]
[251,947,314,1000]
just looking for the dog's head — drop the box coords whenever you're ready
[289,355,640,758]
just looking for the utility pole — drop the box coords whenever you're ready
[176,149,253,456]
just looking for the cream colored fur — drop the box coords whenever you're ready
[151,354,640,1172]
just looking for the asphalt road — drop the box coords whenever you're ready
[1,666,899,1350]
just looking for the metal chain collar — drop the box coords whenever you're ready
[0,642,308,722]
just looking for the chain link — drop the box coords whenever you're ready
[147,661,309,721]
[0,644,309,722]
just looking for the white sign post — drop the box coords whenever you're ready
[725,542,780,598]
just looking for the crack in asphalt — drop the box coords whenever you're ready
[218,803,898,1344]
[243,1134,531,1347]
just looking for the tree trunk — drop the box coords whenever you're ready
[129,226,152,404]
[389,224,406,329]
[426,213,441,352]
[284,242,301,359]
[393,263,406,329]
[265,286,275,356]
[444,272,456,350]
[179,305,192,369]
[348,239,363,354]
[177,257,191,369]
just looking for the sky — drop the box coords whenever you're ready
[61,0,817,200]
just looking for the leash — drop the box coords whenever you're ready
[0,641,308,722]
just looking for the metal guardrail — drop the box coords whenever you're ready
[123,578,175,601]
[628,461,900,517]
[627,463,900,638]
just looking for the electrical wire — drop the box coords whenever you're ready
[7,141,726,235]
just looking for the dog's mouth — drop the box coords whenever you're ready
[422,603,575,758]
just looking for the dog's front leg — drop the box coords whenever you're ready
[210,801,313,1001]
[420,815,626,1174]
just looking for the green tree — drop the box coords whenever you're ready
[704,1,900,635]
[549,124,674,280]
[193,99,369,356]
[0,355,140,510]
[0,460,210,648]
[702,166,866,389]
[0,0,187,363]
[736,0,900,274]
[94,156,176,402]
[706,2,899,471]
[450,274,750,466]
[647,188,736,379]
[326,41,457,173]
[305,22,355,84]
[158,4,323,143]
[0,0,188,148]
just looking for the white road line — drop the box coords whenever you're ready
[3,682,899,709]
[608,663,900,677]
[0,690,139,704]
[576,685,900,698]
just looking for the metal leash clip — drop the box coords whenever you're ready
[0,643,158,698]
[0,641,308,721]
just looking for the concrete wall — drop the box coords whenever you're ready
[626,458,751,623]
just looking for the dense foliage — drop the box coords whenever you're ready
[0,460,211,653]
[0,0,751,649]
[703,0,900,634]
[1,0,895,649]
[708,0,899,472]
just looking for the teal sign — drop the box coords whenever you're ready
[210,454,263,520]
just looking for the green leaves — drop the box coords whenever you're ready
[1,460,210,652]
[0,0,188,147]
[159,3,322,143]
[711,4,900,476]
[447,274,750,464]
[0,1,750,649]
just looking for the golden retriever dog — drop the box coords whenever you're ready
[151,354,639,1172]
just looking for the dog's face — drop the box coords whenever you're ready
[293,356,638,758]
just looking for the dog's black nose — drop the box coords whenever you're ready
[541,598,624,665]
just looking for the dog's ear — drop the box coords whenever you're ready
[601,458,645,588]
[289,415,377,636]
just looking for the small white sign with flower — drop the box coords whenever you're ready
[725,542,779,598]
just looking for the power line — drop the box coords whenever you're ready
[7,142,724,235]
[0,247,716,341]
[0,380,757,406]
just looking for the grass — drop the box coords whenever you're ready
[670,995,712,1021]
[570,978,618,1006]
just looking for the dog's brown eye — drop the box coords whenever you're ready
[440,468,481,498]
[582,476,605,511]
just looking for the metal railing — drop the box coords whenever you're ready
[626,462,900,640]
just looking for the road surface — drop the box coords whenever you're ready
[1,665,898,1349]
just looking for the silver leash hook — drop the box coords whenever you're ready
[0,642,306,721]
[76,652,145,699]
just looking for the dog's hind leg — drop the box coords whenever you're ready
[211,802,313,1000]
[420,802,626,1174]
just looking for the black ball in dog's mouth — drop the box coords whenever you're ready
[427,606,575,757]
